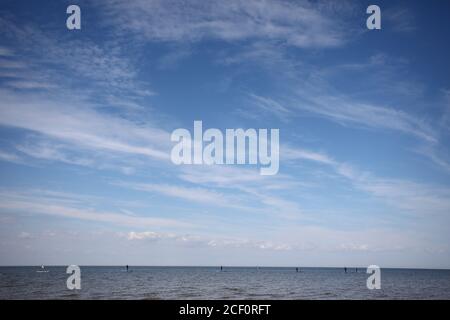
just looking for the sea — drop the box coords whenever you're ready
[1,266,449,299]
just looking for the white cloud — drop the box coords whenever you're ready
[0,46,14,57]
[127,231,174,240]
[125,224,440,254]
[101,0,351,48]
[384,7,416,33]
[282,146,335,164]
[16,142,94,167]
[18,232,33,239]
[285,145,450,217]
[5,80,58,90]
[0,90,170,162]
[179,165,270,186]
[356,178,450,216]
[0,150,22,164]
[245,93,292,122]
[126,230,292,251]
[117,182,250,210]
[175,165,305,216]
[293,92,436,143]
[0,58,26,69]
[0,190,191,229]
[0,17,139,91]
[157,47,192,69]
[0,17,170,175]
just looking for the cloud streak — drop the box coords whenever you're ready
[0,190,191,229]
[0,90,170,162]
[101,0,352,48]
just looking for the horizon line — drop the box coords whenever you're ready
[2,265,450,270]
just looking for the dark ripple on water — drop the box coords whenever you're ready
[0,266,449,299]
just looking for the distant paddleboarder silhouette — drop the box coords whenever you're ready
[220,266,223,271]
[344,267,347,273]
[126,265,129,272]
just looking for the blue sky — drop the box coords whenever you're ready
[0,0,450,268]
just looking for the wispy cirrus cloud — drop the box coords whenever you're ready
[285,145,450,217]
[0,89,170,162]
[301,96,435,143]
[0,16,144,94]
[101,0,354,48]
[240,93,292,122]
[384,6,416,33]
[15,142,95,167]
[0,46,14,57]
[0,16,169,174]
[1,0,449,268]
[114,175,308,221]
[248,88,436,143]
[116,182,252,210]
[0,189,191,229]
[0,150,22,164]
[231,50,437,144]
[283,146,335,165]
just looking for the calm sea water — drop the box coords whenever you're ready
[0,266,449,299]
